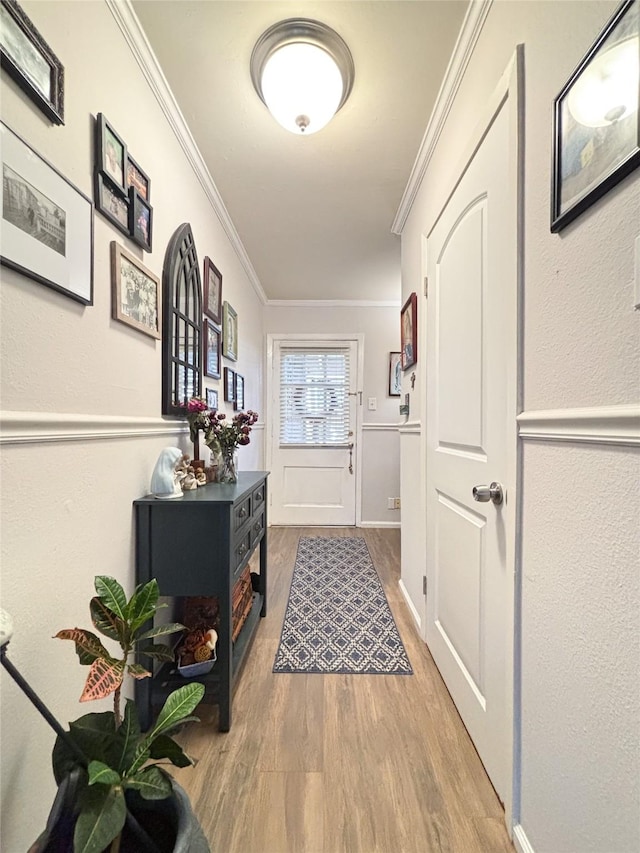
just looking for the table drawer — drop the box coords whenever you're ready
[233,495,251,531]
[252,483,265,511]
[233,529,252,577]
[250,511,265,548]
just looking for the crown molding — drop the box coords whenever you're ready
[391,0,493,234]
[266,299,400,308]
[106,0,268,305]
[517,405,640,446]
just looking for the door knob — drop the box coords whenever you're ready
[472,482,504,505]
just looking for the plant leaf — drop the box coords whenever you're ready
[127,663,151,679]
[127,744,151,777]
[74,783,126,853]
[52,712,121,780]
[55,628,111,666]
[148,734,193,768]
[90,596,126,643]
[128,579,159,631]
[148,683,205,740]
[80,657,125,702]
[136,622,185,642]
[94,576,128,623]
[125,765,172,800]
[88,760,121,786]
[115,700,141,773]
[137,643,174,661]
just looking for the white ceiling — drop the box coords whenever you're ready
[132,1,469,302]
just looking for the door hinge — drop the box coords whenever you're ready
[423,575,427,596]
[424,276,429,298]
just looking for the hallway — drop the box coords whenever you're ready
[171,527,514,853]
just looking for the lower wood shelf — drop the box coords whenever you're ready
[149,593,264,706]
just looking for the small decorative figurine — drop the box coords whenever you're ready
[150,446,184,499]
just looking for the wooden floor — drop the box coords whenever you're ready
[172,527,514,853]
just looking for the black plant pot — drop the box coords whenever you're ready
[31,771,210,853]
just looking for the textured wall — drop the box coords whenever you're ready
[0,2,264,850]
[399,1,640,851]
[263,303,402,525]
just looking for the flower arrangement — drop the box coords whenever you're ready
[183,397,211,460]
[204,409,259,455]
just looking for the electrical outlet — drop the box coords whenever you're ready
[394,497,401,509]
[387,498,395,510]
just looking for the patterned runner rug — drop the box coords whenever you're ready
[273,537,412,675]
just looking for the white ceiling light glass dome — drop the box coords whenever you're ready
[250,18,355,135]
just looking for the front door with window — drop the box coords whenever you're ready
[268,338,359,526]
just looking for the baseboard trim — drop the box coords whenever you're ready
[359,520,401,528]
[399,579,422,632]
[512,824,535,853]
[0,411,186,445]
[517,404,640,446]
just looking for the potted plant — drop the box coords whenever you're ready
[35,575,210,853]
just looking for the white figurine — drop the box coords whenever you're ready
[182,467,198,490]
[150,447,184,499]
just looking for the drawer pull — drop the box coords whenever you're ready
[238,507,247,518]
[238,543,248,556]
[254,521,262,532]
[255,490,263,502]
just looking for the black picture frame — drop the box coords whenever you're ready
[129,187,153,252]
[206,387,219,410]
[203,256,222,325]
[224,367,235,403]
[126,154,150,201]
[94,172,129,237]
[551,0,640,232]
[0,121,93,304]
[95,113,127,196]
[401,292,417,370]
[203,318,221,379]
[234,373,245,411]
[0,0,64,124]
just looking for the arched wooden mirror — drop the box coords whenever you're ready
[162,223,202,414]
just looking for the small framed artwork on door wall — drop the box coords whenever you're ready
[401,293,417,370]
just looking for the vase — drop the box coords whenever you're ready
[214,448,238,484]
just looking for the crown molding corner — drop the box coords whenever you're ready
[106,0,268,306]
[391,0,493,235]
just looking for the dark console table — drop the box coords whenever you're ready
[133,471,268,732]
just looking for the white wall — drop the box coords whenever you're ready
[263,303,401,526]
[399,1,639,851]
[0,2,264,850]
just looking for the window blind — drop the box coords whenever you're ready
[279,347,350,446]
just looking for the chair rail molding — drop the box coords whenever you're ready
[362,422,400,432]
[399,420,422,434]
[105,0,267,305]
[517,404,640,446]
[0,411,187,445]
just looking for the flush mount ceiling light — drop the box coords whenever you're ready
[250,18,355,135]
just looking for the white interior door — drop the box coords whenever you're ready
[269,338,359,526]
[425,58,519,806]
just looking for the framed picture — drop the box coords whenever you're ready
[222,300,238,361]
[0,0,64,124]
[203,256,222,325]
[206,387,218,410]
[129,187,153,252]
[95,113,127,196]
[126,154,150,201]
[551,0,640,232]
[401,292,417,370]
[0,121,93,304]
[234,373,245,411]
[94,172,129,237]
[110,241,161,339]
[389,352,402,396]
[224,367,235,402]
[203,318,221,379]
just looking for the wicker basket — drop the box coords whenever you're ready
[232,566,254,642]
